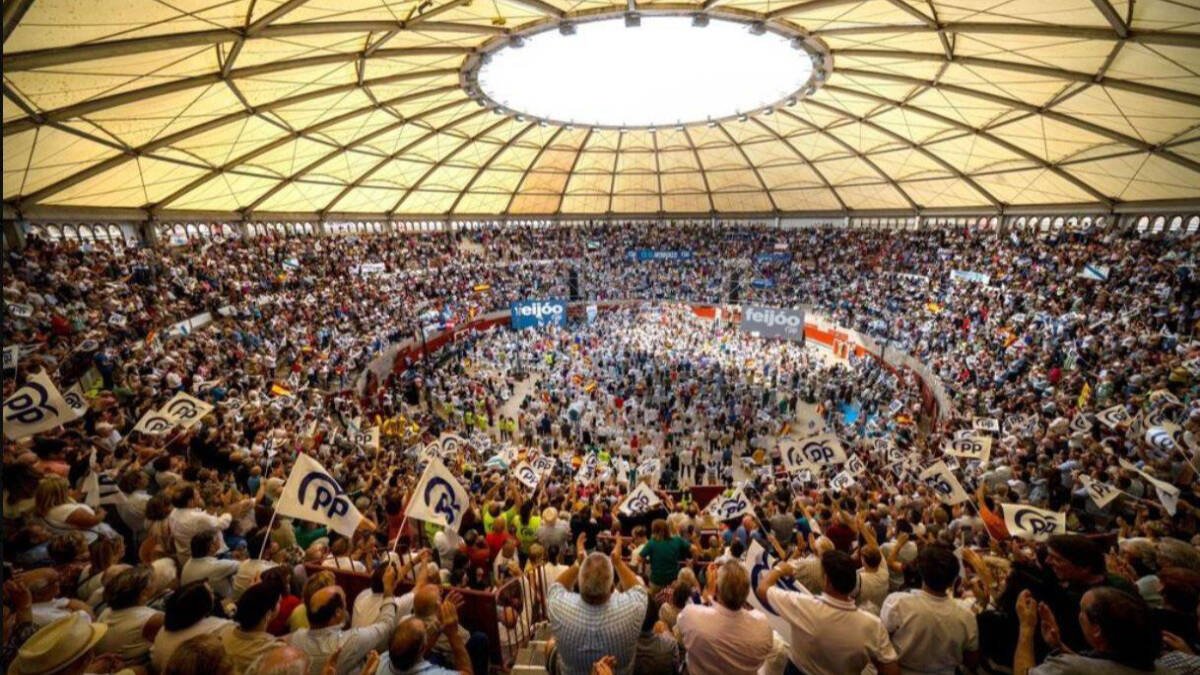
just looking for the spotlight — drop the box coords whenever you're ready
[706,118,717,127]
[738,113,748,122]
[565,124,574,130]
[762,107,773,115]
[538,119,548,127]
[618,127,626,134]
[692,13,709,27]
[493,107,505,115]
[786,96,797,107]
[648,126,656,134]
[625,12,640,27]
[510,35,525,48]
[674,123,684,131]
[515,114,525,122]
[558,21,575,35]
[749,22,767,35]
[474,97,486,107]
[790,38,805,50]
[480,53,492,65]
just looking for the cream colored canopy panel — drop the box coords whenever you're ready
[3,0,1200,217]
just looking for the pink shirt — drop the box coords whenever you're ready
[675,603,774,675]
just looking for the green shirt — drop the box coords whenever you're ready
[513,515,541,552]
[641,536,691,586]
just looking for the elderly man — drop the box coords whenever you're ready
[675,561,773,675]
[245,644,311,675]
[880,545,979,675]
[548,534,647,675]
[757,550,900,675]
[289,562,401,675]
[373,591,473,675]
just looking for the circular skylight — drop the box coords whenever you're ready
[473,15,817,128]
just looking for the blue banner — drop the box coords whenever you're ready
[510,299,567,330]
[751,278,776,289]
[625,249,695,262]
[755,252,793,264]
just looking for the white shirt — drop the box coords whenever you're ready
[181,556,241,598]
[856,566,891,615]
[167,507,232,562]
[675,603,774,675]
[96,606,161,665]
[765,587,898,675]
[151,617,234,673]
[351,589,414,629]
[116,490,151,535]
[321,556,367,573]
[879,589,979,675]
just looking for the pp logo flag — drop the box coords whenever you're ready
[1069,413,1092,434]
[1002,503,1066,541]
[636,457,662,479]
[972,417,1000,434]
[1096,405,1131,430]
[1079,475,1121,508]
[531,455,557,475]
[83,471,127,507]
[919,461,970,504]
[786,433,846,467]
[439,433,468,458]
[407,456,470,530]
[1145,425,1181,454]
[945,436,992,465]
[844,454,866,476]
[108,313,128,328]
[513,462,541,491]
[706,487,750,521]
[353,427,381,452]
[830,471,857,493]
[3,371,77,440]
[2,345,18,372]
[618,482,662,517]
[276,453,365,537]
[1119,459,1180,516]
[160,392,214,429]
[132,408,176,435]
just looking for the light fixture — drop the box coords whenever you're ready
[475,97,486,107]
[762,107,773,115]
[648,126,656,134]
[790,38,805,50]
[618,126,626,134]
[749,22,767,35]
[515,114,525,122]
[493,107,505,115]
[510,36,525,48]
[565,124,575,130]
[738,113,748,122]
[786,96,797,106]
[538,119,548,127]
[692,13,708,27]
[559,22,576,35]
[625,12,640,27]
[707,118,717,127]
[674,123,684,131]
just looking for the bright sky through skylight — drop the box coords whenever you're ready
[476,16,814,128]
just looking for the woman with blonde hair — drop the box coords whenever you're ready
[34,475,114,543]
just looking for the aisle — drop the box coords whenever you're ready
[498,370,540,420]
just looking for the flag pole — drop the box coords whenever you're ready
[258,509,278,560]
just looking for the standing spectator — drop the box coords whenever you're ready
[880,545,980,674]
[676,561,774,675]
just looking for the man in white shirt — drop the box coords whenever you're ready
[879,545,979,675]
[168,483,253,563]
[181,529,241,599]
[676,561,773,675]
[756,550,900,675]
[290,564,403,675]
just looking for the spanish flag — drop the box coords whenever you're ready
[270,383,293,398]
[1077,382,1091,409]
[473,283,491,292]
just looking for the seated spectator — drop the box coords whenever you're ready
[94,566,163,668]
[181,529,241,599]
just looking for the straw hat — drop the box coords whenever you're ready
[8,613,107,675]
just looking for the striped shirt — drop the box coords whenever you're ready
[548,582,647,675]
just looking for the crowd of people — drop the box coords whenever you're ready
[2,219,1199,675]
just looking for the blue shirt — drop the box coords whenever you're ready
[374,654,459,675]
[548,582,647,675]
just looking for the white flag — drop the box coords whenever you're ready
[795,406,826,436]
[132,407,176,435]
[62,383,89,423]
[1002,503,1067,541]
[439,433,469,458]
[830,471,857,492]
[618,482,662,517]
[1119,458,1180,516]
[707,487,751,521]
[845,454,866,476]
[919,461,970,504]
[3,345,19,372]
[406,457,470,530]
[636,457,662,479]
[1145,426,1180,454]
[1079,475,1121,508]
[574,463,596,485]
[973,417,1000,434]
[781,433,846,468]
[83,470,126,507]
[351,426,381,453]
[276,453,365,537]
[530,454,557,475]
[159,392,214,430]
[108,313,128,328]
[944,436,992,465]
[1070,413,1092,434]
[3,371,78,440]
[513,462,541,491]
[1096,405,1131,430]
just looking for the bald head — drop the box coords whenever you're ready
[388,617,431,672]
[412,584,441,620]
[246,644,309,675]
[307,586,346,628]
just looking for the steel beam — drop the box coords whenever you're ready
[810,22,1200,48]
[3,0,36,44]
[713,122,778,211]
[1090,0,1129,39]
[385,113,509,213]
[747,116,848,211]
[447,121,537,213]
[507,125,566,213]
[680,127,716,212]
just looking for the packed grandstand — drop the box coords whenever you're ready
[2,220,1198,675]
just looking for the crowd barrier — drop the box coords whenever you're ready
[359,300,954,425]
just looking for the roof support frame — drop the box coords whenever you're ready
[507,126,567,213]
[831,49,1200,109]
[808,22,1200,48]
[776,109,921,210]
[820,83,1115,205]
[833,67,1200,175]
[713,122,779,211]
[680,127,716,212]
[551,127,592,214]
[243,99,475,214]
[386,115,512,213]
[606,129,624,214]
[17,68,459,209]
[446,121,538,213]
[747,117,848,211]
[1090,0,1130,39]
[801,99,1002,208]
